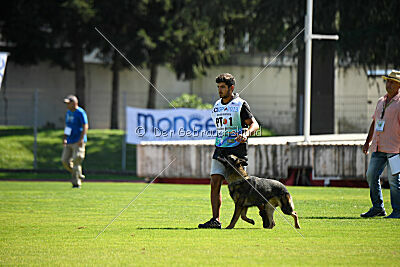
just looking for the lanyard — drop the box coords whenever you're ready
[381,98,393,119]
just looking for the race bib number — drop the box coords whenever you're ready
[376,120,385,132]
[64,127,72,135]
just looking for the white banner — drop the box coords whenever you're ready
[0,52,9,90]
[126,107,216,144]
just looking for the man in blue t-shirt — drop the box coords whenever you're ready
[61,95,89,188]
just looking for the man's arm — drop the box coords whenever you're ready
[363,120,375,155]
[78,123,89,147]
[236,117,259,143]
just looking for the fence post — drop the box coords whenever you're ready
[122,91,127,171]
[33,89,38,169]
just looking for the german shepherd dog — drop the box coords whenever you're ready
[217,154,300,229]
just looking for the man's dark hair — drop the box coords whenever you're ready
[216,73,236,88]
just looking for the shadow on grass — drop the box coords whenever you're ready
[301,216,364,220]
[135,227,199,230]
[0,127,33,137]
[135,227,264,230]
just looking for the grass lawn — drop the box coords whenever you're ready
[0,172,142,182]
[0,181,399,266]
[0,126,136,172]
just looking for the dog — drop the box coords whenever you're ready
[217,154,300,229]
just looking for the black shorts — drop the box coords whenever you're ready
[212,143,248,162]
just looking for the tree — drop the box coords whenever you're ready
[0,0,96,108]
[94,0,146,128]
[223,0,400,71]
[137,0,225,108]
[47,0,96,108]
[0,1,56,65]
[0,1,58,125]
[338,0,400,70]
[133,0,174,109]
[170,94,212,109]
[168,0,226,80]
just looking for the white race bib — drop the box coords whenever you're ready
[211,97,245,147]
[376,120,385,132]
[64,127,72,135]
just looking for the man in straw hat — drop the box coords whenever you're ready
[361,70,400,218]
[62,95,89,188]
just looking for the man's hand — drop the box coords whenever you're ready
[362,142,370,155]
[63,139,67,146]
[235,133,248,143]
[78,139,84,147]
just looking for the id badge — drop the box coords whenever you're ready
[64,127,72,135]
[376,120,385,132]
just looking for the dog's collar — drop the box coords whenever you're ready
[229,177,249,186]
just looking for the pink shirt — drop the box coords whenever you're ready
[370,93,400,153]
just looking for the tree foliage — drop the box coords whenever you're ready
[0,0,96,107]
[0,0,56,65]
[170,93,212,109]
[135,0,225,108]
[338,0,400,70]
[168,0,226,80]
[93,0,146,128]
[1,0,400,127]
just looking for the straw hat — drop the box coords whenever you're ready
[382,70,400,84]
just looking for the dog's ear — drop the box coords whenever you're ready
[226,154,237,162]
[238,158,248,167]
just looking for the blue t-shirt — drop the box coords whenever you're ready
[65,107,88,144]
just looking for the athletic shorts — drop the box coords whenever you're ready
[210,159,227,177]
[210,159,247,178]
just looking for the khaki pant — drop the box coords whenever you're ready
[61,143,86,186]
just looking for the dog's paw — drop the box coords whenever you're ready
[225,225,234,229]
[249,219,255,225]
[263,222,275,229]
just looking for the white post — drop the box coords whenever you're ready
[304,0,313,143]
[122,91,127,171]
[303,0,339,143]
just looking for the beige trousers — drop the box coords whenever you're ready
[61,143,86,186]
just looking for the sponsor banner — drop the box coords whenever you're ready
[126,107,216,144]
[0,52,9,89]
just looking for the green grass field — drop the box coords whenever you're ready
[0,181,399,266]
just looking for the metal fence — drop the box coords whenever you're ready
[0,89,136,174]
[0,88,371,173]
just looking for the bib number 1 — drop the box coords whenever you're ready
[215,117,233,127]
